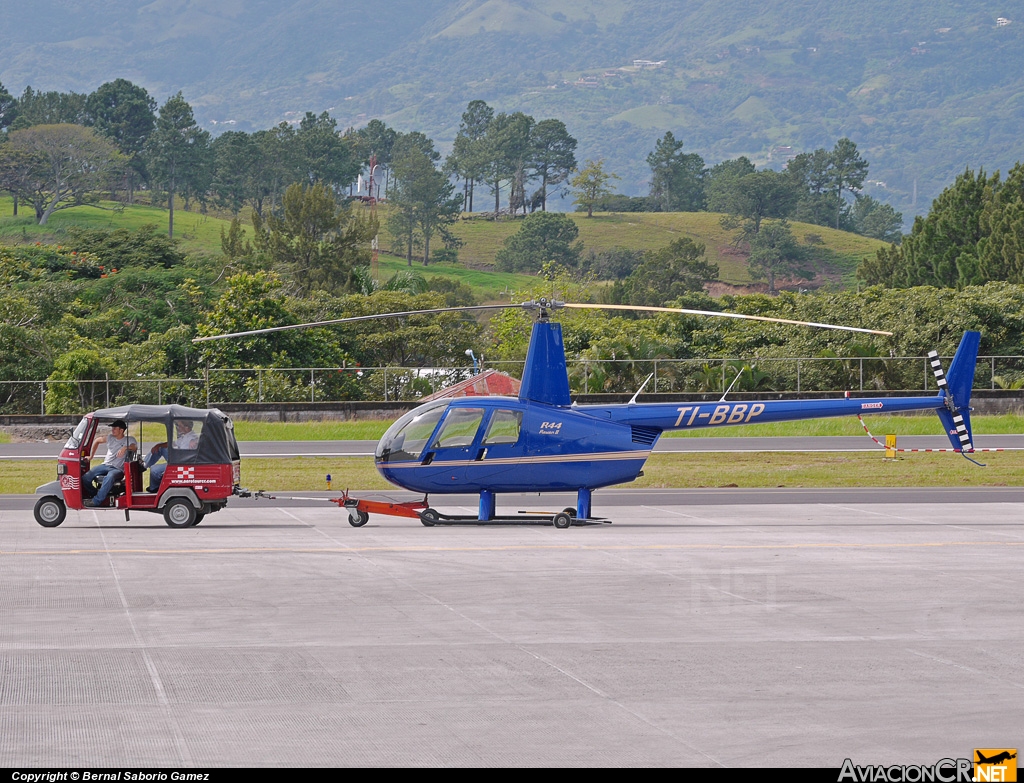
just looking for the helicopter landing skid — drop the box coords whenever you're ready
[332,492,608,528]
[416,511,610,528]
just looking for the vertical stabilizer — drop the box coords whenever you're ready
[935,330,980,451]
[519,321,572,406]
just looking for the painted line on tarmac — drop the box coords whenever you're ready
[2,540,1023,557]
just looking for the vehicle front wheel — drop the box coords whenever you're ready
[420,508,439,527]
[34,496,67,528]
[163,498,197,528]
[553,512,573,529]
[192,511,206,526]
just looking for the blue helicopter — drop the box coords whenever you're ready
[195,299,981,528]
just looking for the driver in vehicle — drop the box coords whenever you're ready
[82,420,138,507]
[144,419,199,492]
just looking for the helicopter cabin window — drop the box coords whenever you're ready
[376,400,448,462]
[482,409,522,445]
[432,408,485,449]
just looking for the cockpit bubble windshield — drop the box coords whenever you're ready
[375,400,448,462]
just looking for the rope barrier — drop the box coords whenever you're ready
[856,415,1006,454]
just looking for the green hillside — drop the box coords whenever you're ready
[0,198,226,257]
[0,197,884,293]
[3,1,1024,223]
[450,212,884,286]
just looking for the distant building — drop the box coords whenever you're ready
[417,369,521,402]
[997,17,1012,26]
[633,59,667,69]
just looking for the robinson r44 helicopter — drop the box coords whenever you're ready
[194,299,981,528]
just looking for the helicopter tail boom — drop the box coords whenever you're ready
[589,331,981,451]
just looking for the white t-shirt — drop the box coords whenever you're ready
[102,433,138,469]
[173,430,199,450]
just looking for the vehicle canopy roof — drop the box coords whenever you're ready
[88,404,238,464]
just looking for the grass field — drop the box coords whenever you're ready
[4,450,1022,495]
[0,197,226,257]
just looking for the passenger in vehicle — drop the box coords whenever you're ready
[145,419,200,492]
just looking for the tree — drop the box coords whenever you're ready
[746,220,807,293]
[705,157,756,213]
[646,131,705,212]
[447,101,493,212]
[479,111,533,214]
[853,195,903,242]
[495,212,582,273]
[17,86,88,125]
[354,119,398,197]
[571,159,619,217]
[0,81,17,131]
[725,169,798,235]
[295,111,359,195]
[788,148,837,227]
[84,79,157,203]
[388,134,462,266]
[0,124,123,224]
[145,93,211,238]
[253,182,377,295]
[211,131,257,214]
[613,238,718,306]
[830,137,869,230]
[531,118,577,211]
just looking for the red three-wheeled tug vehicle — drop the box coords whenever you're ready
[34,404,245,528]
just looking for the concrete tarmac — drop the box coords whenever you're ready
[1,491,1021,767]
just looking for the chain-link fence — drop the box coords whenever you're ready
[4,356,1024,414]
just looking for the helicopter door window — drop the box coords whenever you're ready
[432,408,485,449]
[482,409,522,445]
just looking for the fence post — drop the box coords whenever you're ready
[859,358,863,391]
[105,372,110,407]
[721,358,726,393]
[992,356,996,390]
[310,370,315,403]
[384,368,388,402]
[40,382,45,415]
[205,363,210,407]
[653,360,658,392]
[796,359,801,393]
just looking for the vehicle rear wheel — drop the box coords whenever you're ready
[420,508,439,527]
[562,507,577,518]
[553,512,572,529]
[34,496,66,528]
[163,498,197,528]
[348,509,369,527]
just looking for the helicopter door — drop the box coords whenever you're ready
[419,407,485,481]
[464,408,523,482]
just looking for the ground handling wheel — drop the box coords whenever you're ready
[553,512,573,529]
[562,507,577,518]
[420,508,440,527]
[348,509,369,527]
[163,498,197,528]
[34,496,67,528]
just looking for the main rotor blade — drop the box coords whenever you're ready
[191,304,520,343]
[562,303,893,336]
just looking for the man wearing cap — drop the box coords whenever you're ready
[82,420,138,507]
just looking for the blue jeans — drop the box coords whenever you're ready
[145,447,168,492]
[82,464,123,503]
